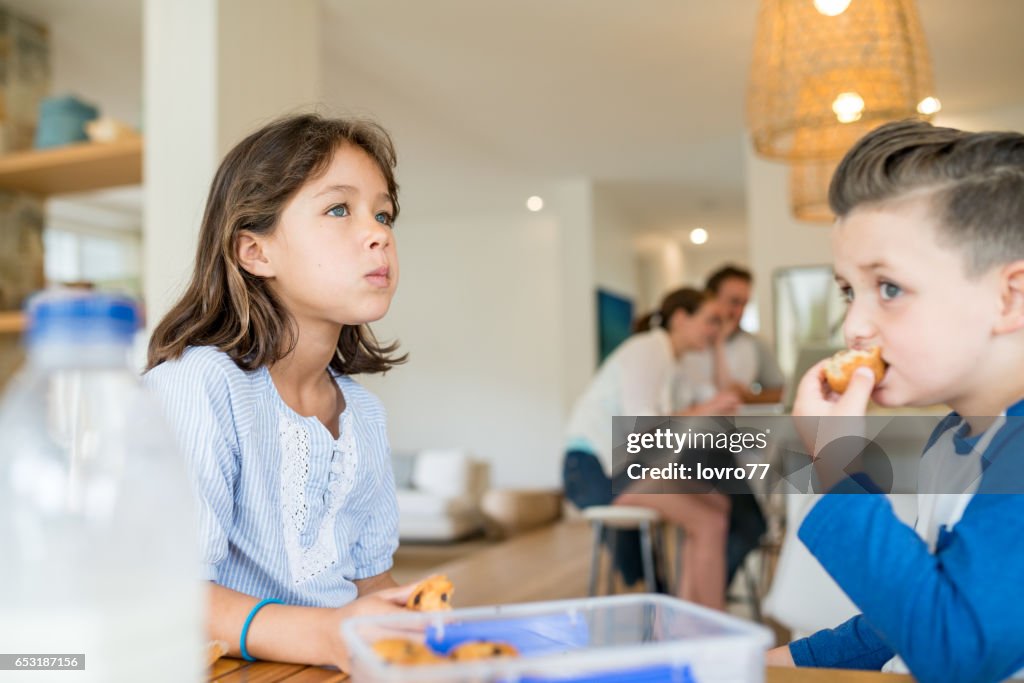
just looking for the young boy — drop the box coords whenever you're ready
[766,120,1024,683]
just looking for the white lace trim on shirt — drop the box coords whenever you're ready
[279,410,359,585]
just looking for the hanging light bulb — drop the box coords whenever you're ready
[747,0,940,222]
[832,92,865,123]
[814,0,852,16]
[747,0,937,160]
[917,96,942,115]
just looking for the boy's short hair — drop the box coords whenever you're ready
[829,120,1024,276]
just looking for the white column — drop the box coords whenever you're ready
[215,0,321,155]
[744,138,832,346]
[142,0,320,329]
[552,179,598,418]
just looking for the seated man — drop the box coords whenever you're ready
[681,265,785,405]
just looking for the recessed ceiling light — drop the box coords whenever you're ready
[526,196,544,212]
[689,228,708,245]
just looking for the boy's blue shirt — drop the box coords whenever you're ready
[789,399,1024,683]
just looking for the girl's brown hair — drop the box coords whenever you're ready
[633,287,711,333]
[147,113,407,374]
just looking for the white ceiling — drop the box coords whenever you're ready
[7,0,1024,242]
[318,0,1024,238]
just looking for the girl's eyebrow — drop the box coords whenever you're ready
[314,184,392,205]
[314,184,357,198]
[859,260,890,271]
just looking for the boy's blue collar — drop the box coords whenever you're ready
[1007,398,1024,417]
[947,397,1024,455]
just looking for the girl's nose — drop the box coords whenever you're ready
[365,216,391,250]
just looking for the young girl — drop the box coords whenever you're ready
[144,113,412,670]
[564,287,754,609]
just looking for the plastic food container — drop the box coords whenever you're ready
[341,594,773,682]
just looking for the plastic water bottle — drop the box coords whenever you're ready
[0,291,203,682]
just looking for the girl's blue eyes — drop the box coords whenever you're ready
[326,204,394,226]
[837,282,902,303]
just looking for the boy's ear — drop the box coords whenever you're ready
[236,231,274,278]
[994,261,1024,335]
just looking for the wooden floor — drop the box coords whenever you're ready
[431,519,593,607]
[391,534,498,585]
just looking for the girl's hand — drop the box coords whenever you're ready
[326,582,419,671]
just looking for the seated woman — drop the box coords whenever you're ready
[563,287,756,610]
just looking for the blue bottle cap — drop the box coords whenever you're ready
[26,289,140,346]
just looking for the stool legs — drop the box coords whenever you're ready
[587,520,667,596]
[675,526,685,594]
[588,521,604,597]
[639,520,656,593]
[745,562,763,622]
[605,528,618,595]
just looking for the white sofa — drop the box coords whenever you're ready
[392,449,490,542]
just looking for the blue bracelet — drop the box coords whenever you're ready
[240,598,284,662]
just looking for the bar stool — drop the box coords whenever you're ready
[583,505,670,595]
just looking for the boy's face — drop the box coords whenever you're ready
[833,196,1001,408]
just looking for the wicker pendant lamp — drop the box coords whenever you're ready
[790,158,840,223]
[747,0,938,162]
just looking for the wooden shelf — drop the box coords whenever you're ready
[0,311,26,335]
[0,137,142,196]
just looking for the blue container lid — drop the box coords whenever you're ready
[26,289,139,346]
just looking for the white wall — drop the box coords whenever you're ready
[359,206,566,489]
[935,101,1024,134]
[47,3,143,128]
[358,179,653,490]
[635,239,685,315]
[554,180,599,420]
[633,239,750,315]
[592,191,638,299]
[681,245,751,288]
[744,140,833,346]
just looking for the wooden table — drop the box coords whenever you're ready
[206,522,913,681]
[208,658,913,682]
